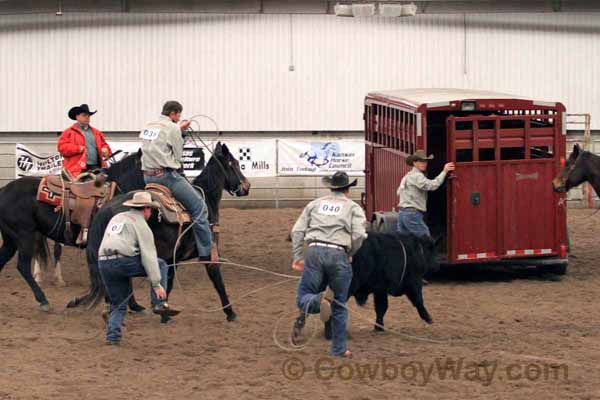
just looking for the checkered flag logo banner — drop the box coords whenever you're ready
[239,147,252,161]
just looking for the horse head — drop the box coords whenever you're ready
[211,142,251,197]
[552,144,588,193]
[104,149,145,193]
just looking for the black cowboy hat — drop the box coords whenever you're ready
[68,104,97,120]
[322,171,358,190]
[406,149,434,166]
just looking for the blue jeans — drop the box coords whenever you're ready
[397,209,431,238]
[296,246,352,356]
[99,256,169,342]
[145,170,212,257]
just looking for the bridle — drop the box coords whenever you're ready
[183,123,246,196]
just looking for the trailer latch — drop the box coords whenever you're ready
[470,192,481,206]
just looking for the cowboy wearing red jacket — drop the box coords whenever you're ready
[58,104,112,177]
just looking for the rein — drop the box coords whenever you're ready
[184,116,246,196]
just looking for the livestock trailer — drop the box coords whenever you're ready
[364,89,568,272]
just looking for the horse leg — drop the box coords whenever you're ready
[373,290,388,332]
[0,237,17,273]
[53,242,66,287]
[127,278,145,313]
[33,259,44,285]
[16,243,50,311]
[405,284,433,324]
[205,264,236,321]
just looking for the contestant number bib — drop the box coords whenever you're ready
[318,201,343,216]
[108,222,124,235]
[139,128,161,141]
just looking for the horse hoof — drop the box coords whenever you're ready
[374,325,385,332]
[56,280,67,288]
[128,303,146,313]
[66,298,79,308]
[40,303,51,312]
[226,312,237,322]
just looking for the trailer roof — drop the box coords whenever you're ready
[367,88,558,109]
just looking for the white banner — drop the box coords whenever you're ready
[278,139,365,176]
[15,144,63,178]
[15,140,277,179]
[222,139,276,178]
[16,139,362,179]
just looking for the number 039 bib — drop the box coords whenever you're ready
[139,127,161,141]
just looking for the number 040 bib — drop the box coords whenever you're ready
[318,201,344,216]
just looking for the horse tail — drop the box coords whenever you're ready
[33,233,50,272]
[66,248,105,309]
[67,197,128,310]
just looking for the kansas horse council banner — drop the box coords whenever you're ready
[277,139,365,176]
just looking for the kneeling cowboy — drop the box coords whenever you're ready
[98,191,180,345]
[397,150,455,239]
[290,171,367,358]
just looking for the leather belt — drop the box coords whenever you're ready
[308,242,346,252]
[99,254,125,261]
[143,169,166,177]
[400,207,424,214]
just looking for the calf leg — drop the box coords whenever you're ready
[373,290,388,332]
[406,284,432,324]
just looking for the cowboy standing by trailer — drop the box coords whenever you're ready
[58,104,111,177]
[397,150,455,239]
[140,101,216,262]
[290,171,367,358]
[99,191,180,345]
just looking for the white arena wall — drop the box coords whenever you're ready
[0,12,599,132]
[1,11,599,208]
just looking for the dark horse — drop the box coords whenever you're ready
[67,142,250,322]
[553,143,600,196]
[0,152,145,311]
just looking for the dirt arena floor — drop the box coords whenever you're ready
[0,208,599,400]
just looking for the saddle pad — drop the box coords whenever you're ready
[37,177,62,207]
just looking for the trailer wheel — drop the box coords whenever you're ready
[538,263,568,275]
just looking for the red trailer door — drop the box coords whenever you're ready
[446,114,560,263]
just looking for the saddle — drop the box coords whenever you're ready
[144,183,192,225]
[38,169,116,246]
[144,184,220,258]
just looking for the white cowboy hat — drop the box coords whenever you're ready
[122,191,161,209]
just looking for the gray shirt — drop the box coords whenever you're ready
[291,191,367,262]
[397,167,447,212]
[140,115,184,171]
[98,209,162,288]
[79,123,98,166]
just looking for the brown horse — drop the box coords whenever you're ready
[553,143,600,196]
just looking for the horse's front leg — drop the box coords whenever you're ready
[205,263,236,321]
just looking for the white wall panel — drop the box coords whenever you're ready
[0,12,599,132]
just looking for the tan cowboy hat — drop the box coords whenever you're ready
[406,150,434,166]
[122,192,161,209]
